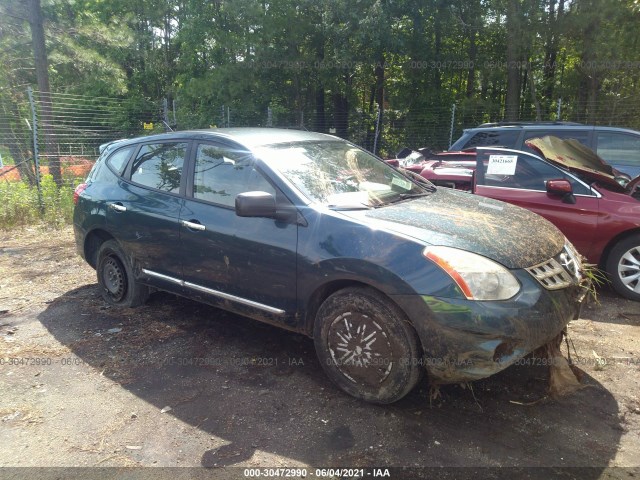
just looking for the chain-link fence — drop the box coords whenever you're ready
[2,87,640,201]
[0,89,164,189]
[173,94,640,156]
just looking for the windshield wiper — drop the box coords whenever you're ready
[398,191,433,199]
[387,192,432,204]
[370,191,432,208]
[401,170,438,192]
[327,203,372,211]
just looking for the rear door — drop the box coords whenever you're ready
[179,141,298,325]
[107,141,189,287]
[473,149,602,259]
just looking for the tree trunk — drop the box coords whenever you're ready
[315,33,326,133]
[0,103,36,186]
[576,0,600,123]
[365,52,385,152]
[332,92,349,139]
[520,64,529,118]
[505,0,521,121]
[542,0,564,116]
[373,52,385,154]
[527,63,542,120]
[433,0,445,91]
[28,0,61,186]
[466,30,477,98]
[315,87,326,133]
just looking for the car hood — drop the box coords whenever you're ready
[341,188,565,269]
[525,136,632,192]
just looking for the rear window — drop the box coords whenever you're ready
[460,130,520,149]
[106,147,134,175]
[522,130,590,154]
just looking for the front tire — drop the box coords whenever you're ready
[96,240,149,307]
[606,235,640,301]
[314,287,422,404]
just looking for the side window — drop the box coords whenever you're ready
[91,147,135,184]
[193,143,276,207]
[463,130,520,149]
[130,143,187,193]
[86,159,102,182]
[477,151,590,195]
[522,130,590,154]
[106,147,134,175]
[596,132,640,167]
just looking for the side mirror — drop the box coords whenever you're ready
[546,179,576,204]
[235,191,276,218]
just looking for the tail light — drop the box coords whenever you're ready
[73,183,88,205]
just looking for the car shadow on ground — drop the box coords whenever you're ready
[38,285,624,475]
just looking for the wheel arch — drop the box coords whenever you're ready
[599,228,640,272]
[84,228,116,269]
[302,279,417,340]
[302,280,364,336]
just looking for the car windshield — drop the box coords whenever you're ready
[257,140,434,209]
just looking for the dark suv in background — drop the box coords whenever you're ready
[450,122,640,178]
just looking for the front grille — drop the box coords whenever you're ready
[526,243,582,290]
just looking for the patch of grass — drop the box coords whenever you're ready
[0,175,78,230]
[582,263,608,305]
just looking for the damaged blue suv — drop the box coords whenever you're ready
[73,128,588,403]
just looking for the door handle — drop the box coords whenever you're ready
[108,202,127,212]
[181,220,206,231]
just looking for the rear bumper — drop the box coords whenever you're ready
[73,222,87,261]
[392,271,586,384]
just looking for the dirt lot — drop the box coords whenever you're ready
[1,226,639,479]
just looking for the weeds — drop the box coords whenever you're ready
[581,263,608,305]
[0,175,78,230]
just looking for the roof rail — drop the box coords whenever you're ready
[477,121,583,127]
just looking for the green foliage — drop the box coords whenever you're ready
[0,181,40,229]
[2,0,640,158]
[0,175,75,230]
[40,175,75,228]
[0,146,12,164]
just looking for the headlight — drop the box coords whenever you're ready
[423,246,521,300]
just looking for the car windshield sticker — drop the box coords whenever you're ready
[487,155,518,175]
[391,175,412,191]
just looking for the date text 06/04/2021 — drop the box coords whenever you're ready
[243,468,391,477]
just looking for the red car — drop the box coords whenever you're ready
[413,136,640,301]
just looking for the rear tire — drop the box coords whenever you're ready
[96,240,149,307]
[314,287,422,404]
[606,235,640,301]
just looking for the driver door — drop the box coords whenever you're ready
[179,142,299,326]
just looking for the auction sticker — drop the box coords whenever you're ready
[391,176,413,190]
[487,155,518,175]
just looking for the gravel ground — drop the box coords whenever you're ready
[0,226,639,479]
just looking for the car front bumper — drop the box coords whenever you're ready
[392,271,587,384]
